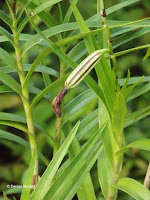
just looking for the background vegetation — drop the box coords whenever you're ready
[0,0,150,199]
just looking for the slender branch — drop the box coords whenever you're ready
[53,55,66,156]
[53,117,62,156]
[101,7,119,92]
[144,162,150,190]
[12,20,38,187]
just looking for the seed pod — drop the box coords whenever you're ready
[52,49,109,117]
[65,49,109,89]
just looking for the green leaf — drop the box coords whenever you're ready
[45,123,106,200]
[0,127,48,166]
[0,129,29,148]
[69,0,115,112]
[30,121,80,200]
[63,121,96,200]
[19,21,143,56]
[0,48,17,70]
[0,71,22,96]
[121,70,130,93]
[0,120,28,134]
[115,44,150,58]
[119,76,150,86]
[17,0,33,24]
[127,82,150,102]
[113,28,150,49]
[96,58,116,113]
[42,73,52,98]
[112,93,127,146]
[0,64,59,77]
[69,0,95,52]
[114,178,150,200]
[20,150,37,200]
[23,48,52,89]
[3,191,9,200]
[63,0,78,23]
[0,85,13,93]
[135,107,150,120]
[125,106,150,128]
[123,76,144,100]
[17,0,61,36]
[143,47,150,61]
[31,0,62,16]
[0,26,14,44]
[25,9,112,107]
[98,149,114,200]
[0,112,55,145]
[47,143,102,200]
[29,73,69,113]
[101,121,119,170]
[63,89,96,124]
[117,139,150,155]
[0,10,12,27]
[88,0,140,21]
[77,109,98,140]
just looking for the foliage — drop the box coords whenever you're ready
[0,0,150,200]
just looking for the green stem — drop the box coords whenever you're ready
[53,52,66,156]
[53,117,62,156]
[99,1,123,200]
[100,6,119,92]
[12,20,38,187]
[115,44,150,58]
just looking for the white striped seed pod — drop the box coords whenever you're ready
[65,49,109,89]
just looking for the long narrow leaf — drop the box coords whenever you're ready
[20,150,37,200]
[113,178,150,200]
[45,122,107,200]
[30,121,80,200]
[0,48,17,70]
[0,71,22,96]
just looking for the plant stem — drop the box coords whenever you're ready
[12,20,38,187]
[99,1,123,200]
[100,3,119,92]
[53,117,62,156]
[53,54,66,156]
[144,162,150,190]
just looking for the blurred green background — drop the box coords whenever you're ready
[0,0,150,199]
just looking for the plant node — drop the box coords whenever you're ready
[101,8,106,17]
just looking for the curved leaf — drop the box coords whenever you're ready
[30,121,80,200]
[0,48,17,70]
[0,10,12,27]
[0,64,59,77]
[29,73,69,113]
[0,71,22,96]
[47,143,102,200]
[114,178,150,200]
[63,89,96,124]
[63,121,96,200]
[0,120,28,133]
[117,139,150,155]
[20,150,37,200]
[45,123,106,200]
[0,26,14,44]
[98,149,114,199]
[0,112,55,144]
[0,129,29,147]
[125,106,150,128]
